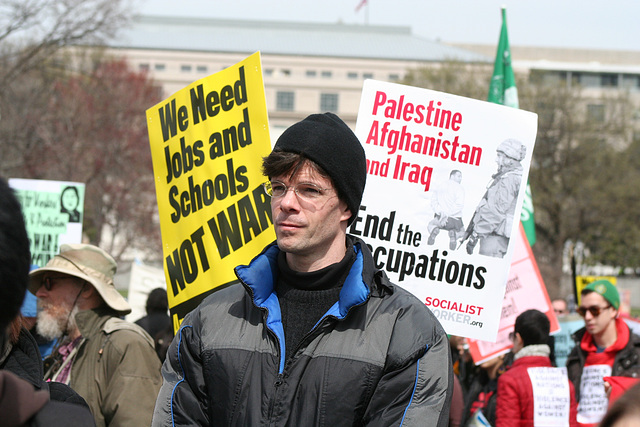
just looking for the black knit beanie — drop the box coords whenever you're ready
[273,112,367,224]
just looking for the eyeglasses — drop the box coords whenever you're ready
[41,276,72,291]
[263,180,331,201]
[577,305,612,317]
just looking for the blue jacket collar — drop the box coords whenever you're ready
[234,240,370,320]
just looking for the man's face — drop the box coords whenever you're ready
[496,151,508,168]
[580,292,617,337]
[552,299,568,317]
[35,273,83,340]
[270,164,350,269]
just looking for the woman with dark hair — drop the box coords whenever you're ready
[60,186,81,223]
[496,309,577,426]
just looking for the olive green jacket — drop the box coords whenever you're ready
[69,307,162,427]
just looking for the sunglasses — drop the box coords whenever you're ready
[41,275,74,291]
[576,305,612,317]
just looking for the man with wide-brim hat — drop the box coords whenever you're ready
[30,243,162,427]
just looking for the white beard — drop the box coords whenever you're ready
[36,303,78,340]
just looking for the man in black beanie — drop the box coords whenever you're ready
[154,113,453,426]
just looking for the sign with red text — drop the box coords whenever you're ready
[352,80,538,341]
[466,225,559,363]
[146,52,275,331]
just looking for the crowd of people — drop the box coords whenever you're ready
[1,112,639,426]
[449,281,640,427]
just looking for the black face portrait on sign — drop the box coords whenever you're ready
[60,185,81,223]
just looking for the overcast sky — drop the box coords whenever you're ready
[135,0,638,52]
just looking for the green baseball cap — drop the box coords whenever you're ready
[583,279,620,310]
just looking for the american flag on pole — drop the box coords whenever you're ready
[355,0,367,12]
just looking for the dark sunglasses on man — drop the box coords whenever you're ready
[576,304,612,317]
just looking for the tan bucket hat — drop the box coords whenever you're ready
[29,243,131,315]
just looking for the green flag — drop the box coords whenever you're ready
[488,7,536,245]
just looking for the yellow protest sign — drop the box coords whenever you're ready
[575,275,617,305]
[146,52,275,330]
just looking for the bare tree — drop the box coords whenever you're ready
[4,57,163,261]
[403,60,491,100]
[0,0,131,91]
[403,62,640,296]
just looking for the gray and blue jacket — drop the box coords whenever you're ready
[153,237,452,426]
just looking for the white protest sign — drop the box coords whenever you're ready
[577,364,611,425]
[9,178,85,267]
[352,80,538,341]
[529,367,571,427]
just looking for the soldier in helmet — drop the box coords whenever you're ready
[466,139,526,258]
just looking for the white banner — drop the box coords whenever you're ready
[352,80,538,341]
[529,367,571,427]
[9,178,85,267]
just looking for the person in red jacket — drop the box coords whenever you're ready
[496,309,578,427]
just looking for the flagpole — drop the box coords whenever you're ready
[488,6,536,247]
[355,0,369,25]
[365,1,369,25]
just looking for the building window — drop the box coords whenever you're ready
[587,104,605,122]
[154,63,166,71]
[196,65,208,73]
[363,72,374,79]
[575,73,599,88]
[321,70,332,78]
[601,73,619,87]
[388,73,400,82]
[280,69,291,77]
[347,72,358,79]
[264,68,274,77]
[320,93,339,113]
[530,70,566,86]
[276,91,295,111]
[306,70,317,78]
[181,64,192,72]
[139,63,150,72]
[622,74,640,89]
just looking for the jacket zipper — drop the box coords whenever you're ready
[267,372,285,422]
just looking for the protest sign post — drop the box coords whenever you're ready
[146,52,275,330]
[9,178,85,267]
[352,79,537,341]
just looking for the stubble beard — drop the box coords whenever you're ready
[36,301,78,341]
